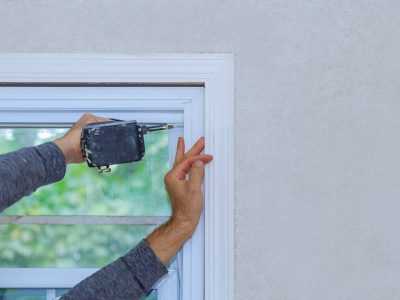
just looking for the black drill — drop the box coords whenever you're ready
[80,120,172,173]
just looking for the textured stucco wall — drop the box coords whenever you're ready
[2,1,400,299]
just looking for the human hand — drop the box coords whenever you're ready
[53,113,110,164]
[146,137,213,265]
[164,136,213,233]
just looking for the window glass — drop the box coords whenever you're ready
[0,288,157,299]
[0,128,172,216]
[141,291,157,300]
[55,289,69,298]
[0,125,175,297]
[55,288,157,299]
[0,224,156,268]
[0,289,46,300]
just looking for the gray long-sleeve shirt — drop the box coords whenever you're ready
[0,142,168,299]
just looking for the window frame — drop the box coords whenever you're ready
[0,86,199,300]
[0,54,234,300]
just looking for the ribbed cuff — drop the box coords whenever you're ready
[122,240,168,293]
[35,142,67,185]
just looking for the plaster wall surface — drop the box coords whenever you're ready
[1,1,400,299]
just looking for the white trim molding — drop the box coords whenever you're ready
[0,54,234,300]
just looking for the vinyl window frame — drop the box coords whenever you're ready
[0,54,234,300]
[0,86,201,300]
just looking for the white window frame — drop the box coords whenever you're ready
[0,86,200,300]
[0,54,234,300]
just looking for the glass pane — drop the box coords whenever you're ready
[141,290,158,300]
[55,288,157,299]
[55,289,69,297]
[0,289,46,300]
[0,224,156,268]
[0,289,158,300]
[0,128,173,216]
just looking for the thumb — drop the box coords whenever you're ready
[189,160,205,191]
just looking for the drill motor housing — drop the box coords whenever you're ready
[80,120,145,172]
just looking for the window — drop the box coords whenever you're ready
[0,54,234,300]
[0,86,198,299]
[1,127,171,217]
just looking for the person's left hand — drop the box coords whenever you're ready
[164,136,213,231]
[146,136,213,265]
[53,113,110,163]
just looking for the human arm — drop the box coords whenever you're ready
[0,112,212,299]
[61,136,212,300]
[0,114,109,212]
[0,142,66,212]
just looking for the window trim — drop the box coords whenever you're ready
[0,54,235,300]
[0,86,200,300]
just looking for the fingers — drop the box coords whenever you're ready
[76,113,110,127]
[172,154,213,180]
[184,137,205,158]
[173,137,185,166]
[173,136,205,166]
[189,160,205,191]
[95,116,110,122]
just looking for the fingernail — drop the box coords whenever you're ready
[194,160,204,167]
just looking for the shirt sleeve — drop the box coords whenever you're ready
[60,240,168,300]
[0,142,66,212]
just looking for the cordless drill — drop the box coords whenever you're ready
[80,120,171,173]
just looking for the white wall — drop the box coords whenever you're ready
[2,1,400,299]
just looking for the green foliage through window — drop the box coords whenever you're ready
[0,127,175,270]
[1,128,172,216]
